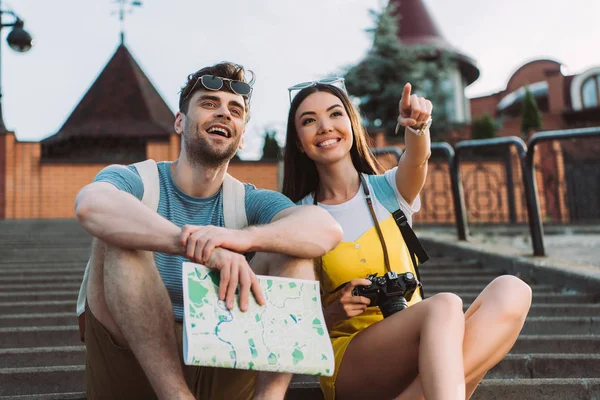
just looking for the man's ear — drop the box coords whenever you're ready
[238,129,246,150]
[174,112,185,135]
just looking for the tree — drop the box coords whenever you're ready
[344,3,454,138]
[472,114,497,140]
[261,129,280,160]
[521,86,542,136]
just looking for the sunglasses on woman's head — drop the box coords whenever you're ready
[182,75,253,104]
[287,77,347,103]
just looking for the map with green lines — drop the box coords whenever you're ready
[182,262,334,376]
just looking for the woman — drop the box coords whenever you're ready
[282,80,532,400]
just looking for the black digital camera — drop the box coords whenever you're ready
[353,271,421,318]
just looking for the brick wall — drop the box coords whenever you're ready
[2,133,280,219]
[0,133,571,223]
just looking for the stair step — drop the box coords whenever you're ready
[521,317,600,335]
[0,366,84,396]
[0,283,81,292]
[0,393,86,400]
[0,274,83,282]
[511,335,600,353]
[458,293,595,304]
[495,304,600,317]
[428,284,556,293]
[0,292,78,302]
[0,313,76,328]
[0,250,90,263]
[0,326,79,349]
[0,347,84,368]
[420,259,482,269]
[471,378,600,400]
[488,354,600,379]
[0,301,76,315]
[420,268,503,277]
[285,377,600,400]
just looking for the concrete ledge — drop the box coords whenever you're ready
[472,378,600,400]
[419,232,600,295]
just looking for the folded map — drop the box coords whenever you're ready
[182,262,334,376]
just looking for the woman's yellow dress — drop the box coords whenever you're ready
[318,216,422,400]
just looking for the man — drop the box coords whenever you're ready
[74,62,343,400]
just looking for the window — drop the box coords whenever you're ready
[581,75,600,108]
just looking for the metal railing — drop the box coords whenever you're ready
[373,128,600,257]
[451,137,545,254]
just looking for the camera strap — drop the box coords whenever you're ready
[358,173,393,274]
[313,173,426,298]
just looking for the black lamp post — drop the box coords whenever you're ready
[0,6,33,132]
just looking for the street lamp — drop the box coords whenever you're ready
[0,7,33,132]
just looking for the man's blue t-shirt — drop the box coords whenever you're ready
[94,161,295,321]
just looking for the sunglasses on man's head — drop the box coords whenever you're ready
[287,77,347,103]
[182,75,253,104]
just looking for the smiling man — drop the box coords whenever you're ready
[74,62,342,400]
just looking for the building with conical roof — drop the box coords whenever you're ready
[389,0,480,124]
[0,43,277,219]
[41,44,175,164]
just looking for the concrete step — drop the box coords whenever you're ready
[471,378,600,400]
[420,268,503,277]
[0,301,75,315]
[421,276,514,285]
[0,393,85,400]
[0,283,81,292]
[0,326,79,349]
[420,258,482,269]
[0,263,85,271]
[521,317,600,335]
[0,347,84,368]
[0,366,84,396]
[500,304,600,317]
[0,313,76,328]
[285,377,600,400]
[428,284,556,294]
[458,292,595,304]
[511,335,600,353]
[488,354,600,379]
[0,292,78,302]
[0,273,83,282]
[0,250,90,263]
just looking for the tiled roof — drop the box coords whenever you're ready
[389,0,480,85]
[43,44,174,144]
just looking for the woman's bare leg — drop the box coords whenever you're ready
[335,293,466,400]
[395,275,532,400]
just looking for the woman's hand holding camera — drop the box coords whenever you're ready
[324,279,372,324]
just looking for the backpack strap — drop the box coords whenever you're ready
[132,159,160,212]
[222,173,248,229]
[76,160,160,318]
[367,174,429,298]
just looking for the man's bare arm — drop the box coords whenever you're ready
[248,205,343,257]
[75,182,183,255]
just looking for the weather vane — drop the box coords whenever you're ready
[111,0,143,44]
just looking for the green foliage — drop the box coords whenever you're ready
[344,3,454,138]
[521,86,542,135]
[472,114,497,140]
[261,129,280,160]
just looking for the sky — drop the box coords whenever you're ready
[3,0,599,159]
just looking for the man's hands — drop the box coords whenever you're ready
[204,248,266,312]
[180,225,254,263]
[179,225,264,312]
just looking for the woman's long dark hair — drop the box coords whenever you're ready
[282,84,382,202]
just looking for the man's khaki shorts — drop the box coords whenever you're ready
[84,304,256,400]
